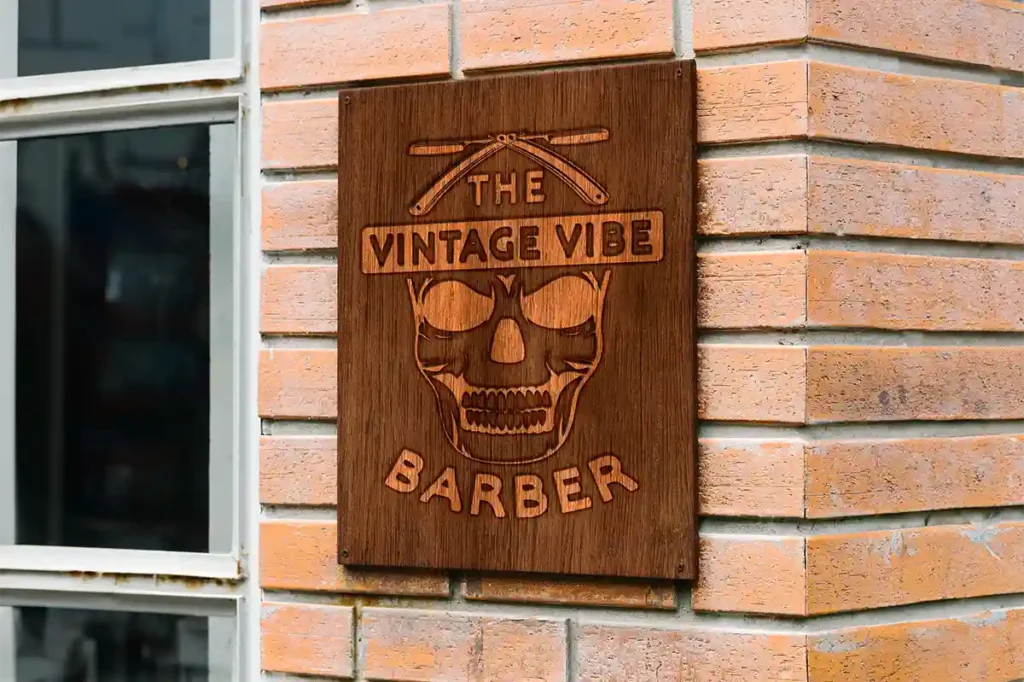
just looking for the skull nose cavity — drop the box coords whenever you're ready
[490,318,526,364]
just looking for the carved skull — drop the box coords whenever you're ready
[407,269,610,464]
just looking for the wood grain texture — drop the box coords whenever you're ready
[806,346,1024,422]
[464,574,675,609]
[336,63,698,579]
[808,63,1024,158]
[806,523,1024,614]
[808,608,1024,682]
[806,435,1024,518]
[577,625,807,681]
[808,157,1024,245]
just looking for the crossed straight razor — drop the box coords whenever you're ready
[407,128,611,216]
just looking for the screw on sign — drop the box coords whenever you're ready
[336,61,698,580]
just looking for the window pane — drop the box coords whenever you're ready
[15,124,224,553]
[10,606,230,681]
[18,0,212,77]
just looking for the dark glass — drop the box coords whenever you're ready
[15,124,214,552]
[13,607,221,681]
[18,0,211,77]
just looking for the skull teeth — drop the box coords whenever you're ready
[465,408,547,430]
[460,389,553,411]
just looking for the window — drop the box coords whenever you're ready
[0,0,255,679]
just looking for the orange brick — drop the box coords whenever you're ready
[262,254,805,336]
[808,608,1024,682]
[260,520,449,595]
[699,440,805,517]
[808,251,1024,332]
[806,346,1024,422]
[262,99,337,170]
[808,157,1024,245]
[259,348,336,419]
[806,435,1024,517]
[810,0,1024,72]
[698,62,808,144]
[697,156,808,236]
[261,346,807,423]
[262,0,349,8]
[261,602,353,677]
[699,252,807,329]
[698,345,807,423]
[262,266,338,335]
[808,63,1024,158]
[465,575,674,609]
[806,522,1024,614]
[459,0,672,71]
[577,625,807,681]
[261,6,450,90]
[693,0,806,52]
[361,608,566,681]
[260,436,337,506]
[262,180,338,251]
[692,535,806,615]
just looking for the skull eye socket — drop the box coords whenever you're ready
[420,280,495,332]
[521,275,597,330]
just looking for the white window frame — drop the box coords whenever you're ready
[0,0,242,100]
[0,0,258,678]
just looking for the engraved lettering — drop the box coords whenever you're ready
[459,228,488,264]
[515,474,549,519]
[494,171,517,205]
[588,455,639,502]
[553,467,592,514]
[419,466,462,512]
[384,449,423,493]
[438,229,462,264]
[470,473,506,518]
[490,226,514,262]
[601,221,626,258]
[585,222,595,258]
[520,225,540,261]
[467,174,489,206]
[631,219,653,256]
[412,232,436,266]
[396,232,406,266]
[369,233,394,268]
[525,169,545,204]
[555,223,583,258]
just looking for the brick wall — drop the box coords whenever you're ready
[256,0,1024,679]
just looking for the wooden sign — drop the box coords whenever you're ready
[337,61,697,580]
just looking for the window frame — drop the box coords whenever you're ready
[0,0,242,100]
[0,0,257,678]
